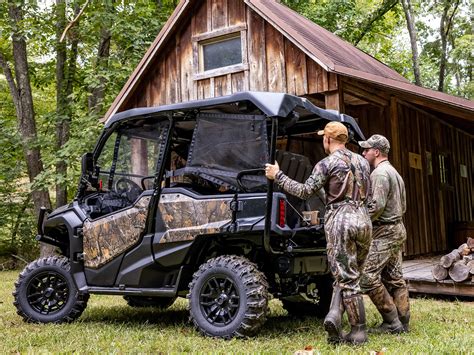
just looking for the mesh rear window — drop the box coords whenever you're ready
[185,113,268,191]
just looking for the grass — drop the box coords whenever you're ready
[0,270,473,354]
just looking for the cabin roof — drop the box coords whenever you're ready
[103,0,474,123]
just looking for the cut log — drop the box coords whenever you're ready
[467,237,474,249]
[432,264,448,281]
[449,260,471,283]
[467,260,474,275]
[440,249,462,268]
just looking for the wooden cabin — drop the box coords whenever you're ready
[103,0,474,258]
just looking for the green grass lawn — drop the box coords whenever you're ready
[1,270,472,354]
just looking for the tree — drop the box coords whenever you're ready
[401,0,422,86]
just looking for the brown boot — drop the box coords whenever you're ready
[342,295,367,345]
[367,285,404,334]
[323,285,344,344]
[392,286,410,332]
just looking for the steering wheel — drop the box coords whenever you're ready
[114,177,142,202]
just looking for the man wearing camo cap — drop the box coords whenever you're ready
[266,121,372,345]
[359,134,410,334]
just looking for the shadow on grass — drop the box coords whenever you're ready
[81,304,325,336]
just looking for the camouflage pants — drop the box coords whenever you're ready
[324,203,372,297]
[360,223,407,293]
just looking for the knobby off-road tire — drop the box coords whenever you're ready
[282,275,333,318]
[123,296,176,309]
[13,256,89,324]
[187,255,269,339]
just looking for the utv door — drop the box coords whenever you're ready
[82,119,170,285]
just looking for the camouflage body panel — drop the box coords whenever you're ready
[360,223,407,293]
[276,148,371,205]
[83,196,151,269]
[158,193,232,243]
[324,204,372,297]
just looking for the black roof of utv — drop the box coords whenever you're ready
[106,91,365,141]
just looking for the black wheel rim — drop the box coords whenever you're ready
[26,271,70,315]
[199,274,240,327]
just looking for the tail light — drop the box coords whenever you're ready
[278,198,286,227]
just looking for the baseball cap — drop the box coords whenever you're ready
[317,122,348,142]
[358,134,390,154]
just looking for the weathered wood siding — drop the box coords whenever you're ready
[124,0,336,109]
[346,87,473,257]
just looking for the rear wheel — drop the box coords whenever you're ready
[123,296,176,309]
[13,256,89,323]
[188,255,269,339]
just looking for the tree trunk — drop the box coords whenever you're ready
[55,0,69,207]
[2,1,53,256]
[400,0,421,86]
[438,0,460,92]
[88,3,113,115]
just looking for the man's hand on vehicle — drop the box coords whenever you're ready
[265,161,280,180]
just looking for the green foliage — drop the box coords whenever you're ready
[0,1,175,262]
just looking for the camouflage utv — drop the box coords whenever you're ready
[13,92,366,339]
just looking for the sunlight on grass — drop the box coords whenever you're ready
[1,270,473,353]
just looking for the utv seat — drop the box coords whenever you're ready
[275,150,325,226]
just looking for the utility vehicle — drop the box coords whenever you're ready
[13,92,365,339]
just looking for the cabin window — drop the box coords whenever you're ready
[192,25,248,80]
[439,154,451,185]
[202,34,242,71]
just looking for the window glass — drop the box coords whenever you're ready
[202,35,242,71]
[96,121,167,191]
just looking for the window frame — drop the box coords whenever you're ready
[192,25,248,80]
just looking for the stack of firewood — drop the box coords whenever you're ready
[432,237,474,283]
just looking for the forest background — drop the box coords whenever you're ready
[0,0,472,267]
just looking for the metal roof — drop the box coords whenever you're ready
[103,0,473,123]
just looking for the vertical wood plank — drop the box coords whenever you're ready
[307,57,322,94]
[265,23,286,92]
[192,1,208,35]
[247,8,267,91]
[390,97,401,172]
[211,0,227,30]
[166,44,179,104]
[231,71,246,93]
[214,75,228,97]
[228,0,245,26]
[180,23,194,102]
[284,38,307,95]
[197,79,211,99]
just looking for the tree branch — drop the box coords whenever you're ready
[59,0,90,42]
[353,0,399,45]
[0,51,21,115]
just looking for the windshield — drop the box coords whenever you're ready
[96,120,168,191]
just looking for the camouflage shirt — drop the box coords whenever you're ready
[275,148,371,205]
[368,160,406,222]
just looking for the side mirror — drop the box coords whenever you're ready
[81,152,94,175]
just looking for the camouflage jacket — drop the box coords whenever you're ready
[368,160,406,222]
[275,148,371,205]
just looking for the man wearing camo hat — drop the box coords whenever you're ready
[265,121,372,345]
[359,134,410,334]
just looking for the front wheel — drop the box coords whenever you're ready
[13,256,89,323]
[188,255,269,339]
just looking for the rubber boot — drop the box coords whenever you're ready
[392,286,410,332]
[323,285,344,344]
[342,295,367,345]
[367,285,404,334]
